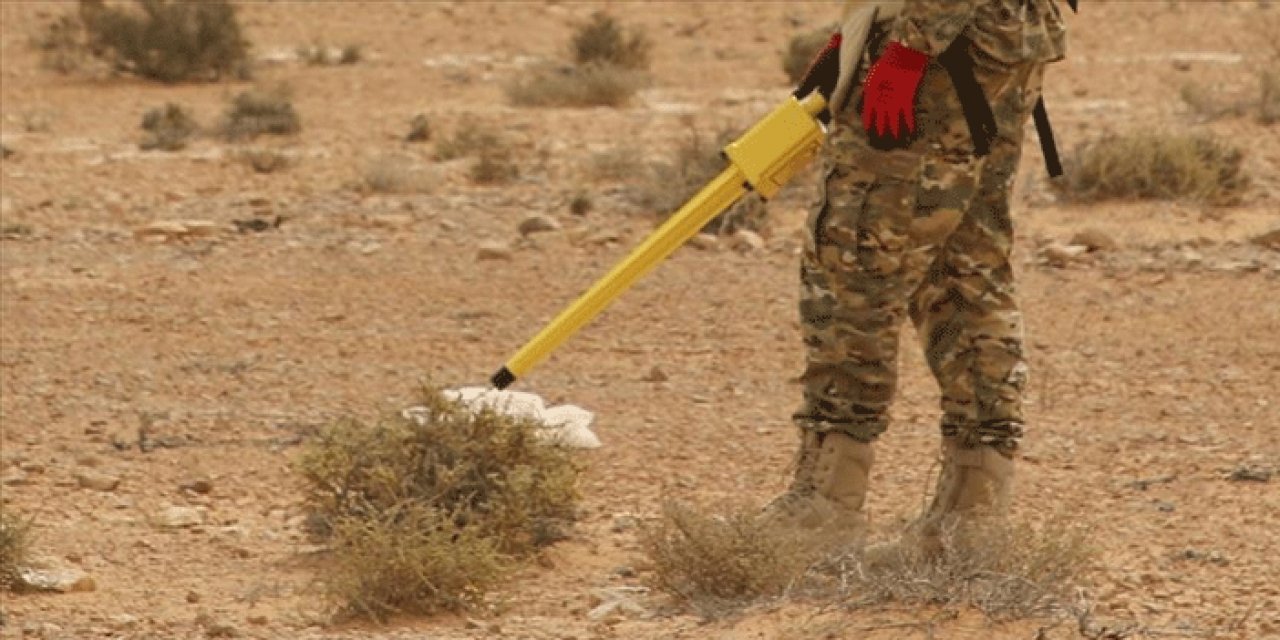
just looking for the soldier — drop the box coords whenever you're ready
[763,0,1068,554]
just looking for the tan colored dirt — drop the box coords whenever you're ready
[2,2,1277,638]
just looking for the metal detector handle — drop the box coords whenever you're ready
[491,92,828,390]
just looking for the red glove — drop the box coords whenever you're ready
[861,41,930,138]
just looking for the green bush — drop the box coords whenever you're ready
[79,0,250,83]
[296,386,580,619]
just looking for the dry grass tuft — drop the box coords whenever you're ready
[433,122,518,185]
[296,385,581,620]
[78,0,250,83]
[297,42,362,67]
[405,114,431,143]
[239,148,292,174]
[221,85,301,141]
[1061,132,1249,206]
[505,63,646,109]
[361,153,433,194]
[1260,65,1280,125]
[632,126,769,234]
[641,504,1091,621]
[571,12,652,71]
[31,14,90,74]
[507,12,649,108]
[140,103,198,151]
[782,27,834,84]
[639,503,824,616]
[0,508,33,591]
[814,519,1093,620]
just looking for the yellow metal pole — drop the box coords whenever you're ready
[491,92,827,389]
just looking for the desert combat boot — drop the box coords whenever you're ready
[914,436,1014,555]
[760,430,874,537]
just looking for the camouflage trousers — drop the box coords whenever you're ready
[793,39,1046,453]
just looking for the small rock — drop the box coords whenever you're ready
[611,514,638,533]
[16,566,96,593]
[246,615,268,626]
[518,214,561,235]
[75,470,120,492]
[587,230,621,246]
[686,233,720,251]
[1225,465,1272,483]
[181,479,214,494]
[439,219,458,231]
[134,220,191,242]
[477,240,513,260]
[641,365,668,382]
[156,506,204,528]
[729,229,766,252]
[368,213,414,230]
[3,470,30,486]
[179,220,222,238]
[1040,242,1089,267]
[186,590,201,604]
[1250,227,1280,250]
[1070,228,1119,252]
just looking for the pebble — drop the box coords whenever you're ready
[730,229,765,252]
[75,470,121,492]
[16,566,96,593]
[1040,242,1090,266]
[368,213,414,230]
[1250,227,1280,250]
[1071,228,1119,252]
[156,505,204,528]
[477,241,513,260]
[686,233,720,251]
[518,214,561,235]
[181,479,214,494]
[641,365,668,382]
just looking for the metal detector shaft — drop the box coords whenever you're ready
[491,92,828,390]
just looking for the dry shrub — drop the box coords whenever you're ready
[639,503,823,616]
[1061,132,1249,205]
[643,506,1090,620]
[571,12,652,71]
[1260,66,1280,125]
[0,509,33,591]
[405,114,431,143]
[32,14,90,73]
[586,147,643,181]
[505,63,645,108]
[222,85,301,141]
[297,42,362,67]
[633,126,769,234]
[296,386,581,619]
[78,0,250,83]
[782,27,834,84]
[362,154,433,194]
[433,122,518,185]
[470,149,519,185]
[240,148,292,174]
[322,503,504,620]
[140,102,197,151]
[813,519,1093,620]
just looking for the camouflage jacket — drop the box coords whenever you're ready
[892,0,1067,65]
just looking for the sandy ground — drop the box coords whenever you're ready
[2,1,1278,638]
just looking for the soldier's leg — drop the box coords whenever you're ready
[906,62,1046,554]
[766,58,980,533]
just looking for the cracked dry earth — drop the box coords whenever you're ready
[2,2,1278,639]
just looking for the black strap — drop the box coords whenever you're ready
[1032,97,1063,177]
[938,36,998,157]
[792,35,842,125]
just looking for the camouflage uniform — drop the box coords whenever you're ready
[793,0,1067,452]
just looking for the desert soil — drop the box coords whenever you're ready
[2,1,1278,639]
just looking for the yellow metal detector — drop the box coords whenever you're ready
[491,91,828,390]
